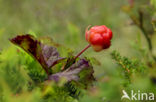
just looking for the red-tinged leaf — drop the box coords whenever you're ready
[10,34,65,74]
[49,59,95,88]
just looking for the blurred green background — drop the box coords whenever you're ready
[0,0,144,74]
[0,0,156,102]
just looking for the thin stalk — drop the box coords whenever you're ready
[129,11,156,61]
[74,44,91,60]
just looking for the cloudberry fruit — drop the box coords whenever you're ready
[85,25,113,52]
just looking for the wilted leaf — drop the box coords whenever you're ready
[49,59,95,87]
[10,34,65,74]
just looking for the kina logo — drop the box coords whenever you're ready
[121,90,131,100]
[121,90,154,101]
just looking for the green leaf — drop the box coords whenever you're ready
[151,0,156,8]
[66,22,80,45]
[111,50,147,85]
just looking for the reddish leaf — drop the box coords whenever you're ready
[49,59,95,87]
[10,34,65,74]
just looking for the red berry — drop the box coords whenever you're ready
[85,25,113,52]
